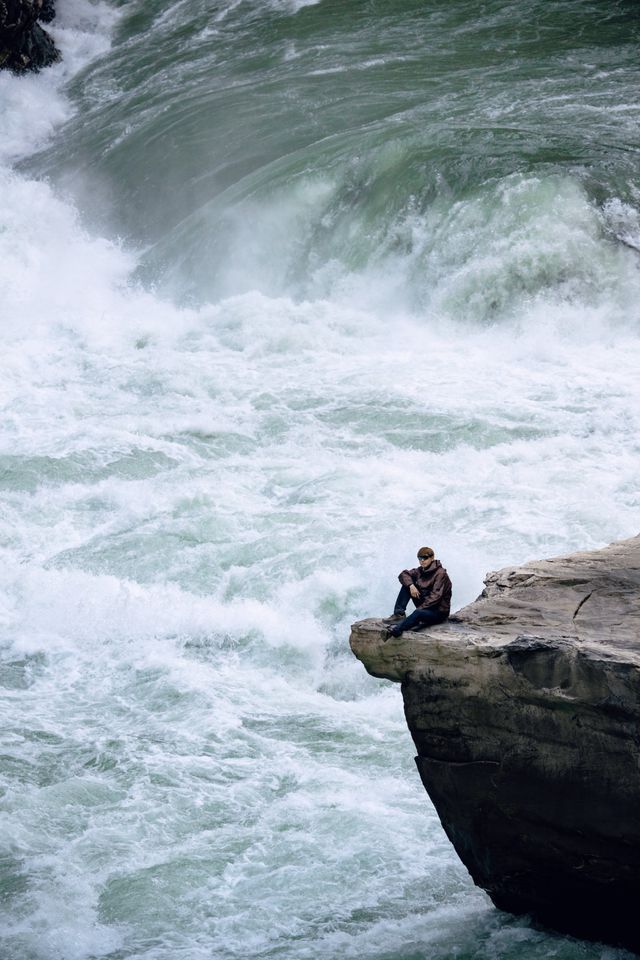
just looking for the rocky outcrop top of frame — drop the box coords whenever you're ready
[350,534,640,953]
[1,0,59,72]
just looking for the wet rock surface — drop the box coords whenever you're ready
[0,0,59,72]
[350,535,640,952]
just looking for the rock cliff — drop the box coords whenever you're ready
[0,0,59,72]
[350,535,640,953]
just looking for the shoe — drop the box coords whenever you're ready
[382,612,405,625]
[383,627,402,641]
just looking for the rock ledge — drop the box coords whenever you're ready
[351,535,640,952]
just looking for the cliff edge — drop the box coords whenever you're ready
[350,534,640,952]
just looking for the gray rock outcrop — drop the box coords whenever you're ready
[0,0,59,72]
[350,535,640,952]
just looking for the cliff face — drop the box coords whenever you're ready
[350,535,640,953]
[0,0,59,72]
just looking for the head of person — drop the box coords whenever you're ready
[417,547,435,568]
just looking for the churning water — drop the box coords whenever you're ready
[1,1,639,957]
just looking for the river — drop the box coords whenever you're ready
[1,1,639,957]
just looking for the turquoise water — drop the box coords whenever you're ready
[1,1,639,957]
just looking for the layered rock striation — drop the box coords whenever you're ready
[350,535,640,952]
[0,0,59,72]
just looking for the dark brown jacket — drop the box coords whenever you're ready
[398,560,452,617]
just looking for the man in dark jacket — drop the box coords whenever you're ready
[384,546,452,639]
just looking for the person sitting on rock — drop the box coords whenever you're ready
[384,546,452,638]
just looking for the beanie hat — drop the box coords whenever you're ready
[417,546,435,559]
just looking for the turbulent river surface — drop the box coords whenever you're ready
[1,1,639,958]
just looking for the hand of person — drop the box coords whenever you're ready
[409,584,420,600]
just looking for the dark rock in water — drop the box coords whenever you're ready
[350,534,640,953]
[38,0,55,23]
[0,0,60,72]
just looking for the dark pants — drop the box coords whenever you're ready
[393,585,412,615]
[392,585,446,634]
